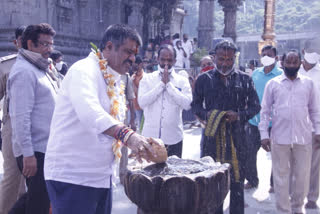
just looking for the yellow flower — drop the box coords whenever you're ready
[107,89,115,98]
[104,73,113,79]
[109,79,115,86]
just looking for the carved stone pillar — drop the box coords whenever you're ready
[218,0,242,43]
[128,1,144,37]
[198,0,215,49]
[258,0,276,53]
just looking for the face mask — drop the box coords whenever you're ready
[55,61,63,71]
[304,51,320,64]
[201,66,214,73]
[261,56,275,67]
[284,67,299,77]
[159,66,173,74]
[216,63,235,76]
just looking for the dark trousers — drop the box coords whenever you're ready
[46,180,112,214]
[244,123,261,187]
[200,131,245,214]
[9,152,50,214]
[215,182,244,214]
[165,141,183,158]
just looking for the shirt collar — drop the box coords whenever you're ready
[280,72,302,82]
[262,65,280,76]
[89,52,121,80]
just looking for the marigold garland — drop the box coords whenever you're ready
[91,43,126,162]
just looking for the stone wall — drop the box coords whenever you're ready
[0,0,185,65]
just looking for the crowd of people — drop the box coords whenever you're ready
[0,22,319,214]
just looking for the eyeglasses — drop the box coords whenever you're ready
[37,41,54,48]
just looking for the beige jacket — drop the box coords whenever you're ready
[0,54,17,125]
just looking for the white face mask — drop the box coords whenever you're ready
[159,66,173,74]
[304,51,320,65]
[216,63,235,76]
[55,61,63,71]
[261,56,275,67]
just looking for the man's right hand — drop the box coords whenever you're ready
[161,65,170,84]
[261,139,271,152]
[23,155,37,177]
[126,133,156,163]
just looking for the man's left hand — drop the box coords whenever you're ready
[225,111,239,122]
[314,135,320,150]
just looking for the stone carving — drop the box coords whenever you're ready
[124,156,230,214]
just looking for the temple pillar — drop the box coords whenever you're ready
[198,0,215,49]
[128,0,144,36]
[258,0,276,53]
[218,0,243,43]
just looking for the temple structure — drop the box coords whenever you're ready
[0,0,186,63]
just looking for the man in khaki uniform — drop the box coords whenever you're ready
[0,26,26,214]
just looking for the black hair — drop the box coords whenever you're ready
[282,49,301,61]
[214,40,237,54]
[261,45,277,56]
[173,33,180,40]
[15,26,26,39]
[99,24,142,51]
[208,49,215,55]
[135,55,143,64]
[249,59,259,67]
[22,23,56,50]
[50,50,63,61]
[157,44,177,59]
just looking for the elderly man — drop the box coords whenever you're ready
[44,24,155,214]
[298,38,320,210]
[192,40,260,214]
[7,23,58,214]
[0,26,26,214]
[139,44,192,158]
[260,50,320,214]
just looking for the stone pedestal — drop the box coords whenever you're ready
[198,0,215,49]
[124,156,230,214]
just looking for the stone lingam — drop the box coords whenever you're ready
[124,156,230,214]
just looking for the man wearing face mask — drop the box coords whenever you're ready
[259,50,320,214]
[200,55,214,73]
[191,40,260,214]
[298,38,320,210]
[244,45,283,190]
[138,44,192,157]
[50,50,68,76]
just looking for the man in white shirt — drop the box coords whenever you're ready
[259,50,320,214]
[182,34,193,69]
[44,24,155,214]
[138,44,192,157]
[299,38,320,210]
[173,39,187,69]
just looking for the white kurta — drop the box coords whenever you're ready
[44,52,123,188]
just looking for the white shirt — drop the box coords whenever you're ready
[299,62,320,99]
[181,40,193,58]
[44,52,122,188]
[259,73,320,145]
[174,46,185,68]
[138,69,192,145]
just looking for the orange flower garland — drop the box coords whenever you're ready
[91,43,126,162]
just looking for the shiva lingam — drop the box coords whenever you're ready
[123,155,230,214]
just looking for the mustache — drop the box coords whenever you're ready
[123,59,133,66]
